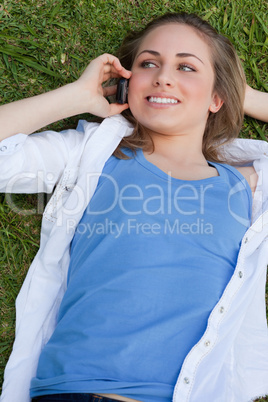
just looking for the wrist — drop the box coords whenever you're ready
[67,80,97,116]
[59,82,88,117]
[244,85,268,121]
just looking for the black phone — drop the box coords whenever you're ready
[116,78,129,104]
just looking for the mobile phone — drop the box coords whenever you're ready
[116,78,129,104]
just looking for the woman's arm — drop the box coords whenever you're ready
[244,84,268,122]
[0,54,132,141]
[238,85,268,197]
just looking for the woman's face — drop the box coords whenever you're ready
[128,23,222,139]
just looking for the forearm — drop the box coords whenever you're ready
[0,82,87,141]
[0,54,131,142]
[244,85,268,122]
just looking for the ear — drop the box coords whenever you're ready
[209,93,224,114]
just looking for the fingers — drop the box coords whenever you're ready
[99,53,132,79]
[102,71,127,83]
[79,53,131,86]
[77,54,131,118]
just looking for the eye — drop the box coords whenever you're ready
[178,64,196,72]
[141,61,157,68]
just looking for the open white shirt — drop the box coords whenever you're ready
[0,115,267,402]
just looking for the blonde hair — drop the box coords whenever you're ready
[114,12,246,162]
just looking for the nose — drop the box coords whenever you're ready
[153,66,175,87]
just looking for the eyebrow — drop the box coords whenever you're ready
[136,50,204,64]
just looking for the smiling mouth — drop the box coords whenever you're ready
[147,96,179,104]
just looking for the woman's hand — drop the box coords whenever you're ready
[74,53,132,117]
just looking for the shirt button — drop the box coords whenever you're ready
[204,340,211,347]
[184,377,190,384]
[238,271,243,278]
[0,146,7,151]
[219,306,225,313]
[47,173,54,181]
[244,237,248,244]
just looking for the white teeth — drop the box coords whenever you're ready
[148,97,178,104]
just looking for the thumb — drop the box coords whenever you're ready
[108,103,130,116]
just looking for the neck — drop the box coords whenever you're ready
[145,130,207,166]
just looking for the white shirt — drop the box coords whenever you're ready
[0,115,267,402]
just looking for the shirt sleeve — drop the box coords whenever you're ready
[0,122,97,194]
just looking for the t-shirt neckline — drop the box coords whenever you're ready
[134,148,224,184]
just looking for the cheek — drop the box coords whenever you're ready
[127,76,143,112]
[127,79,136,102]
[183,78,214,105]
[182,77,207,93]
[128,72,148,96]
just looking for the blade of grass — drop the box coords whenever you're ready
[252,121,268,141]
[0,47,61,77]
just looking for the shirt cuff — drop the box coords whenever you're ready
[0,133,28,155]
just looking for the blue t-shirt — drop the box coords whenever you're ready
[31,148,252,401]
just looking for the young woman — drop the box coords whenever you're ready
[0,12,267,402]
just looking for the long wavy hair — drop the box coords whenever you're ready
[113,12,246,162]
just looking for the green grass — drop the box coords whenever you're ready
[0,0,267,400]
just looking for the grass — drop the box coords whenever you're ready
[0,0,267,400]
